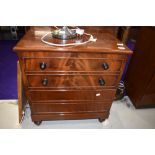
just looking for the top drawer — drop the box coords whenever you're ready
[24,58,123,73]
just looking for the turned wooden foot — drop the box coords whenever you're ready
[98,118,105,123]
[34,121,42,126]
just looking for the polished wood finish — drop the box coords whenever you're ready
[32,111,109,122]
[14,27,132,124]
[14,27,131,54]
[24,57,123,73]
[31,102,111,114]
[125,27,155,108]
[17,61,27,123]
[27,74,119,89]
[28,90,116,102]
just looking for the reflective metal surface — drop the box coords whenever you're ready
[52,26,77,40]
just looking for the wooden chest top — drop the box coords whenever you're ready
[13,26,132,55]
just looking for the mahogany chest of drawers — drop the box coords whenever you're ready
[14,27,132,125]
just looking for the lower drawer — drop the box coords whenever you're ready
[27,74,119,88]
[31,111,109,122]
[31,101,112,114]
[28,89,116,102]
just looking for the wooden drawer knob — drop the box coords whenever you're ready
[42,78,48,86]
[102,63,109,70]
[98,78,105,86]
[40,62,47,70]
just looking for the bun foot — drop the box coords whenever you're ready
[98,118,105,123]
[34,121,42,126]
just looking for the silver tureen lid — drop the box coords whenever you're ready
[52,26,77,40]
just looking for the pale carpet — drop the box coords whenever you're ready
[0,96,155,129]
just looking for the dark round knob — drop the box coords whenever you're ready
[102,63,109,70]
[40,62,46,70]
[42,78,48,86]
[98,78,105,86]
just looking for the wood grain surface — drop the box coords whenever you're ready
[14,27,132,124]
[13,27,132,54]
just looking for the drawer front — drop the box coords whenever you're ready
[28,90,116,102]
[31,111,109,122]
[27,74,119,88]
[24,58,122,73]
[31,101,111,114]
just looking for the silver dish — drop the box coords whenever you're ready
[52,26,77,40]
